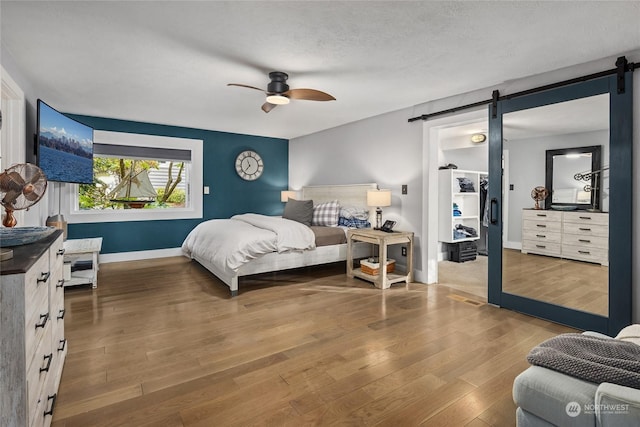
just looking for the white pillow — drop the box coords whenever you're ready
[340,206,369,220]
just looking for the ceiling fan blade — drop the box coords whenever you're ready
[227,83,267,93]
[285,88,336,101]
[261,102,277,113]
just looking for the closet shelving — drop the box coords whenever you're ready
[438,169,486,243]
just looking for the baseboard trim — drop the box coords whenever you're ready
[100,249,426,284]
[504,240,522,250]
[100,248,183,264]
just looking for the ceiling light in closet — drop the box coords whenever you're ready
[471,133,486,143]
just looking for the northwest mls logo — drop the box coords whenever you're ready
[566,401,581,417]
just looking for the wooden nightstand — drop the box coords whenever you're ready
[346,228,414,289]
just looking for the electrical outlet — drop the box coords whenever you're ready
[402,184,408,195]
[401,247,407,257]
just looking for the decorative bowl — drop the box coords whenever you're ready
[0,226,57,247]
[550,205,578,211]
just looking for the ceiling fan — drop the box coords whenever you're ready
[228,71,336,113]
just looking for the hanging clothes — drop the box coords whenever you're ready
[478,176,489,256]
[480,177,489,227]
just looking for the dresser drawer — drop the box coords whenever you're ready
[30,378,55,427]
[522,229,561,244]
[522,210,562,222]
[51,286,66,358]
[24,255,50,327]
[563,222,608,238]
[49,233,65,263]
[522,240,561,256]
[562,234,608,250]
[26,323,53,427]
[563,211,609,226]
[561,245,608,265]
[523,219,562,233]
[25,292,50,369]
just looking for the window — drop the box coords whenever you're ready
[67,131,203,223]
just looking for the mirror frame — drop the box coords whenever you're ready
[545,145,602,211]
[488,72,633,336]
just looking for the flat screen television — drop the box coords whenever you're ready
[36,99,94,184]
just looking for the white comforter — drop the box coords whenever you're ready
[181,213,316,273]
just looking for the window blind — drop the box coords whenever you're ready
[93,143,191,162]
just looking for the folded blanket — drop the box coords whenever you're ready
[527,333,640,389]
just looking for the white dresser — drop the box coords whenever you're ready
[521,209,608,266]
[1,231,67,427]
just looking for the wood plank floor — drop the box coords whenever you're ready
[503,249,608,317]
[438,251,608,317]
[51,257,576,426]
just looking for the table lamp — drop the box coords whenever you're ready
[367,189,391,229]
[281,190,297,202]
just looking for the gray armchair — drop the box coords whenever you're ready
[513,331,640,426]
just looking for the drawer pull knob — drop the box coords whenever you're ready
[536,234,546,238]
[57,309,66,320]
[579,228,592,231]
[536,245,546,249]
[579,250,591,255]
[35,313,49,329]
[44,393,57,417]
[536,214,547,217]
[536,224,547,228]
[57,279,65,288]
[579,216,592,220]
[40,353,53,373]
[578,239,592,243]
[37,271,50,284]
[58,339,67,352]
[57,248,65,256]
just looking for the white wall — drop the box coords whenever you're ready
[290,51,640,322]
[441,145,488,173]
[289,108,425,274]
[1,45,50,227]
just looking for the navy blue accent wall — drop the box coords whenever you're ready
[65,115,288,254]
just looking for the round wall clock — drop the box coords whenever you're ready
[235,150,264,181]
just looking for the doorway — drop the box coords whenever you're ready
[422,108,489,300]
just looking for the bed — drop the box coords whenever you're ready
[182,183,378,296]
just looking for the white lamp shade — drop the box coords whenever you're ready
[367,189,391,207]
[281,190,297,202]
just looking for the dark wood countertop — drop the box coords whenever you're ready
[0,230,63,276]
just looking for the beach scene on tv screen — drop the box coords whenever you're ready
[39,102,93,183]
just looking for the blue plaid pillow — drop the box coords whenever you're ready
[338,217,371,228]
[312,200,340,226]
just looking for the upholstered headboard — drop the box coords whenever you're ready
[301,183,378,224]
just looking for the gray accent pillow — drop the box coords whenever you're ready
[283,199,313,226]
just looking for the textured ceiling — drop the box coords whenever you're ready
[1,1,639,140]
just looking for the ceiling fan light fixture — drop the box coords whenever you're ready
[470,133,487,143]
[266,94,290,105]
